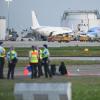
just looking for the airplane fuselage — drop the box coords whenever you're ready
[33,26,73,36]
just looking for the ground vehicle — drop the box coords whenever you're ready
[16,37,35,41]
[79,34,89,41]
[48,34,72,42]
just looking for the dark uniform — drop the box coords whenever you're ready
[0,42,6,79]
[59,62,67,75]
[42,44,52,78]
[7,47,17,79]
[38,48,43,77]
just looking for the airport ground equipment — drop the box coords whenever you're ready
[79,34,89,41]
[48,34,72,42]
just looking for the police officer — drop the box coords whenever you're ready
[38,47,43,77]
[0,41,6,79]
[7,46,18,79]
[42,44,52,78]
[29,45,39,79]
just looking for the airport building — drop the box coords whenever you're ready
[61,10,100,33]
[0,16,6,40]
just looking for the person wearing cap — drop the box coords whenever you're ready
[42,44,52,78]
[29,45,39,79]
[7,46,18,79]
[0,41,6,79]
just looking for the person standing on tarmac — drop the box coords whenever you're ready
[7,46,18,79]
[29,45,39,79]
[42,44,52,78]
[38,47,43,77]
[0,41,6,79]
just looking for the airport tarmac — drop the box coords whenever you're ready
[2,41,100,47]
[2,41,100,78]
[18,57,100,61]
[19,57,100,61]
[3,64,100,77]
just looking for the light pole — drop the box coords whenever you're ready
[5,0,13,37]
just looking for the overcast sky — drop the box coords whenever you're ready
[0,0,100,32]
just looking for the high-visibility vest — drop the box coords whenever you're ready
[29,50,38,63]
[42,48,49,58]
[39,49,43,60]
[8,50,17,60]
[0,47,6,57]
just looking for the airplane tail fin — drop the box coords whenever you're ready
[32,11,40,29]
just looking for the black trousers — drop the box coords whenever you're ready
[7,62,16,79]
[0,57,5,79]
[38,59,43,77]
[43,57,52,78]
[30,63,38,79]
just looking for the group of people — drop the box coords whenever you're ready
[28,44,67,79]
[0,41,68,80]
[0,41,52,79]
[0,41,18,79]
[29,44,52,79]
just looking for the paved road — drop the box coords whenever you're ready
[3,65,100,77]
[19,57,100,61]
[2,41,100,47]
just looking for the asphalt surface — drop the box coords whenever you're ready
[19,57,100,61]
[2,41,100,47]
[2,41,100,78]
[3,64,100,78]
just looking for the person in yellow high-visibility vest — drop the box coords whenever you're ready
[42,44,52,78]
[7,46,18,79]
[29,45,39,79]
[38,47,43,77]
[0,42,6,79]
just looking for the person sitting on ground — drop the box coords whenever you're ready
[59,61,67,75]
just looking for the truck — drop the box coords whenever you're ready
[79,34,89,41]
[48,34,72,42]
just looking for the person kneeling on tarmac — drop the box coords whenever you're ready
[59,61,67,75]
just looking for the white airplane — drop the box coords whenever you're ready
[86,27,100,40]
[31,11,73,37]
